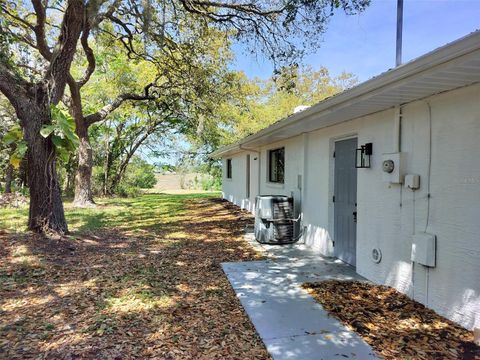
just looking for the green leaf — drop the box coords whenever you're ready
[3,126,22,145]
[51,135,66,148]
[63,128,80,148]
[9,140,27,169]
[56,147,70,163]
[10,155,21,169]
[16,141,27,157]
[40,125,55,138]
[49,104,79,152]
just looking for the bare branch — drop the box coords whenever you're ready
[84,83,156,125]
[180,0,284,18]
[45,0,85,104]
[0,4,35,31]
[0,61,33,119]
[91,0,122,28]
[77,20,95,88]
[31,0,53,60]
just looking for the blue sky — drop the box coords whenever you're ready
[152,1,480,166]
[233,0,480,82]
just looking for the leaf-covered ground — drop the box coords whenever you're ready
[0,194,270,359]
[303,280,479,360]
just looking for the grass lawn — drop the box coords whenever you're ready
[0,193,269,359]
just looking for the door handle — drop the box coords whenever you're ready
[353,211,357,223]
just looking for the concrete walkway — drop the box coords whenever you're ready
[222,235,378,359]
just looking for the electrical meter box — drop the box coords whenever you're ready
[382,152,405,184]
[411,232,436,267]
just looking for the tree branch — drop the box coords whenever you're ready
[112,125,157,188]
[44,0,85,104]
[181,0,284,18]
[77,19,95,88]
[84,83,155,126]
[0,4,35,31]
[67,74,85,135]
[0,61,33,114]
[31,0,53,60]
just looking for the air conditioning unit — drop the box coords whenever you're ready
[254,195,300,244]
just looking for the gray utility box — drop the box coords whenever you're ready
[254,195,297,244]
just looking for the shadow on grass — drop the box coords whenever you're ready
[0,193,269,359]
[66,193,219,234]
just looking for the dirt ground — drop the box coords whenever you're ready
[0,195,270,359]
[304,280,479,360]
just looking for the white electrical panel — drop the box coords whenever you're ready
[405,174,420,190]
[382,152,405,184]
[411,232,436,267]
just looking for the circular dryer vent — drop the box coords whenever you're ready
[372,248,382,263]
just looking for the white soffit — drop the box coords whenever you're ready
[212,31,480,158]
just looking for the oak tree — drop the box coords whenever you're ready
[0,0,369,233]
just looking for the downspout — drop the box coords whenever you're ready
[395,0,418,299]
[393,106,402,154]
[239,145,261,212]
[394,0,403,153]
[299,133,308,243]
[424,101,433,306]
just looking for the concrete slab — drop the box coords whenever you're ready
[222,235,378,359]
[236,291,346,340]
[266,332,377,360]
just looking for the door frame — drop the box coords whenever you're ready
[246,154,251,200]
[329,134,358,265]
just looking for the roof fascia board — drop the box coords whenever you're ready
[211,31,480,158]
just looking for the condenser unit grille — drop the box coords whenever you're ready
[273,221,294,241]
[254,195,297,244]
[273,200,293,220]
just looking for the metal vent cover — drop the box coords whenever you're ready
[372,248,382,263]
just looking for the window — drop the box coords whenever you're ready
[226,159,232,179]
[268,147,285,183]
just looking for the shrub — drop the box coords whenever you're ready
[200,174,221,191]
[112,157,156,198]
[125,158,157,189]
[91,166,106,196]
[115,183,141,198]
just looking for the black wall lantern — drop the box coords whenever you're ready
[356,142,373,168]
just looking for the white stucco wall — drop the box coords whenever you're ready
[220,82,480,330]
[222,151,259,212]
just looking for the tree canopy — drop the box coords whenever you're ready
[0,0,369,233]
[195,65,358,148]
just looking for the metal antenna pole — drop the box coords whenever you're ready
[396,0,404,67]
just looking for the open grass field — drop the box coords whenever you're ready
[0,193,269,359]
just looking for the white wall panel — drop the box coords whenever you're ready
[220,82,480,330]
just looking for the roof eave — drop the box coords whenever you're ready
[211,30,480,158]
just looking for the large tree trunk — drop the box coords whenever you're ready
[0,0,85,234]
[24,109,68,234]
[69,76,95,208]
[4,164,13,194]
[73,127,95,207]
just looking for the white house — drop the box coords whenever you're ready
[212,31,480,331]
